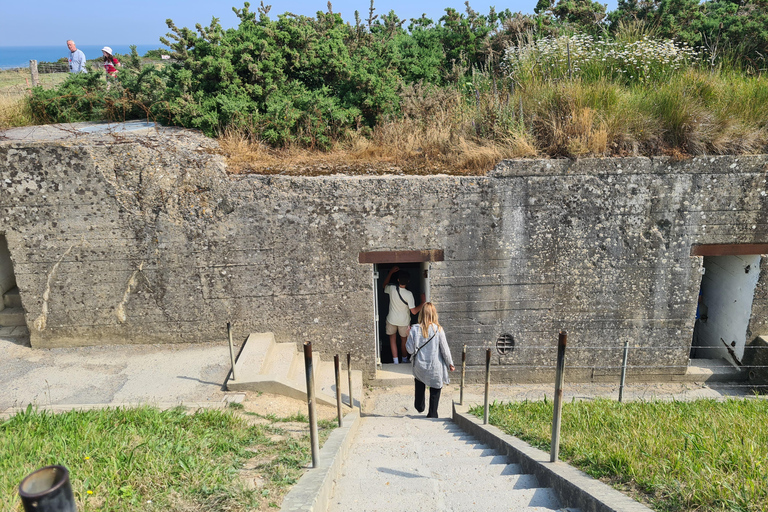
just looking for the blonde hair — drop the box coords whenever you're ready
[418,302,441,338]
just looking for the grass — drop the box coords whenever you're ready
[1,404,336,511]
[471,398,768,512]
[0,68,68,130]
[220,65,768,174]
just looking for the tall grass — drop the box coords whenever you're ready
[0,69,68,129]
[473,398,768,512]
[222,30,768,173]
[0,405,333,511]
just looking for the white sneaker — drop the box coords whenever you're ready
[392,359,399,365]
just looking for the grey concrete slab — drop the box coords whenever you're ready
[326,412,567,512]
[0,338,236,415]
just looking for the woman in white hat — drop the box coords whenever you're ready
[101,47,121,77]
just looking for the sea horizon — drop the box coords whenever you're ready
[0,44,163,70]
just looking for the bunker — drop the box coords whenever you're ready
[2,123,767,382]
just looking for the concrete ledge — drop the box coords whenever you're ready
[0,394,247,420]
[281,410,361,512]
[452,403,652,512]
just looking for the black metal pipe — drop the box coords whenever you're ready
[303,342,319,467]
[619,340,629,403]
[347,353,354,409]
[551,331,567,463]
[334,354,343,427]
[483,348,491,424]
[19,465,76,512]
[460,344,467,406]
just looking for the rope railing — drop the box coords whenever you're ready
[461,330,768,463]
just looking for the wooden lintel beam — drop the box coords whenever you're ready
[691,243,768,256]
[358,249,445,264]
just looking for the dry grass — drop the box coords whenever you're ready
[0,69,68,130]
[219,83,539,176]
[218,124,539,176]
[0,93,32,130]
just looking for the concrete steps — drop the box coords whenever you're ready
[3,287,21,308]
[328,415,577,512]
[226,332,363,409]
[0,307,25,327]
[0,287,25,328]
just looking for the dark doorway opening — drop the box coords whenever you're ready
[375,262,428,364]
[358,250,444,367]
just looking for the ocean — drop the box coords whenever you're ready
[0,45,163,70]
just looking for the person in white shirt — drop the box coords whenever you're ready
[382,266,425,364]
[67,40,87,73]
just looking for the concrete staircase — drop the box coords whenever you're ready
[328,414,577,512]
[0,286,28,342]
[227,332,363,408]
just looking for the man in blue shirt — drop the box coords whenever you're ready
[67,40,87,73]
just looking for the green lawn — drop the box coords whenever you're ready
[1,404,334,511]
[472,398,768,512]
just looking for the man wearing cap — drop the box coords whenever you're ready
[67,40,87,73]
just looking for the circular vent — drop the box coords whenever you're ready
[496,333,515,355]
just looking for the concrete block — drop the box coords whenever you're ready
[0,307,25,327]
[3,287,21,308]
[743,336,768,390]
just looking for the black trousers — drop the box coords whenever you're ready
[414,378,442,418]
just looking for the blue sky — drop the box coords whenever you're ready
[3,0,616,47]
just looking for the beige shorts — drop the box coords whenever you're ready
[386,321,410,337]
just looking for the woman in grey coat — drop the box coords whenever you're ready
[406,302,455,418]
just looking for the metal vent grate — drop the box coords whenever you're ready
[496,333,515,355]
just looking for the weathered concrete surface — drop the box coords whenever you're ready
[0,336,234,415]
[2,124,768,381]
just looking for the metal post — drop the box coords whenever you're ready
[460,344,467,405]
[19,465,76,512]
[303,342,319,468]
[619,340,629,403]
[483,348,491,424]
[29,60,39,87]
[551,331,567,463]
[227,322,237,382]
[334,354,343,427]
[347,353,354,409]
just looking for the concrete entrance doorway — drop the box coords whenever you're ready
[358,250,444,367]
[690,248,762,366]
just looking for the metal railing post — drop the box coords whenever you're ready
[227,322,237,382]
[551,331,567,463]
[619,340,629,403]
[303,342,319,468]
[483,348,491,424]
[460,344,467,405]
[334,354,343,427]
[347,353,354,409]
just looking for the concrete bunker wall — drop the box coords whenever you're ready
[2,134,768,381]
